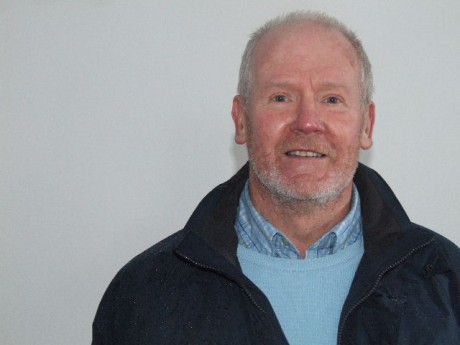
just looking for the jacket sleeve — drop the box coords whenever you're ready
[434,235,460,329]
[92,282,116,345]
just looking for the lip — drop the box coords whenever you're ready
[285,149,326,158]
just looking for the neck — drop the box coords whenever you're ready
[249,175,353,257]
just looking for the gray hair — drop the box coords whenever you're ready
[237,11,374,106]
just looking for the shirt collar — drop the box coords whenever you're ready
[235,180,363,259]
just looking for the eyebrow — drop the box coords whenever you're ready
[316,82,351,91]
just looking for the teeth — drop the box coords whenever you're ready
[287,150,324,158]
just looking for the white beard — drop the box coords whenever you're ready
[247,146,359,209]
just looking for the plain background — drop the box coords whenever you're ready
[1,1,459,344]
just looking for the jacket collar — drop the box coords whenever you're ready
[176,163,433,269]
[176,164,248,267]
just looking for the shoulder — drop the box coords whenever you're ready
[95,228,191,317]
[408,223,460,270]
[93,229,195,332]
[93,229,190,341]
[426,227,460,264]
[111,229,188,289]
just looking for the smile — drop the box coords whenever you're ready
[286,150,325,158]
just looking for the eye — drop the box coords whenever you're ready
[324,96,342,104]
[272,95,288,102]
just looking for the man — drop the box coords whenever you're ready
[93,11,460,345]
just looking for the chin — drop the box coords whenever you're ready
[251,159,356,207]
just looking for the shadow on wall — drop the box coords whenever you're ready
[359,149,374,167]
[231,140,248,171]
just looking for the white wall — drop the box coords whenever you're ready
[1,1,459,344]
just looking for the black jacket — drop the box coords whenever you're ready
[93,164,460,344]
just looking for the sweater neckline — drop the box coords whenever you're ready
[237,236,364,272]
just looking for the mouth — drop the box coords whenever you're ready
[286,150,326,158]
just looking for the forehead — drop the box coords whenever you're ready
[252,23,361,86]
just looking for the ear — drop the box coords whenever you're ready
[360,101,375,150]
[231,95,248,145]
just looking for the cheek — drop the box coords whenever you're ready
[246,121,284,163]
[329,122,364,151]
[248,115,284,144]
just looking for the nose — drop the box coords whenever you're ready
[290,97,324,134]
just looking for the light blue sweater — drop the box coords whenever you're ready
[237,238,364,345]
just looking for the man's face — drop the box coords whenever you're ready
[232,24,375,204]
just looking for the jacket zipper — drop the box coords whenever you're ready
[337,237,435,345]
[176,252,266,313]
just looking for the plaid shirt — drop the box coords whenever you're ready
[235,181,363,259]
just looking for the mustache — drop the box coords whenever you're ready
[281,135,336,157]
